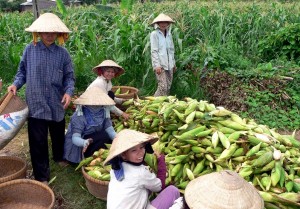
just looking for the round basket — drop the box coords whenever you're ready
[82,167,109,200]
[111,86,139,99]
[0,156,27,184]
[0,179,55,209]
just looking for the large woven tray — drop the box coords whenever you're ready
[0,179,55,209]
[0,92,27,115]
[0,92,29,150]
[0,155,27,184]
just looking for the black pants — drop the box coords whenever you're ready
[28,117,65,181]
[83,131,112,158]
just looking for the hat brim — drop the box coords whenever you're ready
[73,86,115,106]
[25,13,71,33]
[185,170,264,209]
[151,20,175,25]
[92,66,125,78]
[103,130,158,166]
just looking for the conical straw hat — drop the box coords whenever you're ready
[104,129,158,165]
[92,60,125,77]
[151,13,175,25]
[73,86,115,106]
[25,13,71,33]
[184,170,264,209]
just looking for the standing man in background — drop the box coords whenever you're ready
[7,13,75,185]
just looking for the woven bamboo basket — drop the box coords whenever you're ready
[0,92,29,150]
[0,91,27,115]
[82,167,109,200]
[0,179,55,209]
[111,86,139,99]
[0,156,27,184]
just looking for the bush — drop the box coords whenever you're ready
[259,23,300,62]
[0,0,23,12]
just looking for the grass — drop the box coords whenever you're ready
[49,161,107,209]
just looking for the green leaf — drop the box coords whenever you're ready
[56,0,67,17]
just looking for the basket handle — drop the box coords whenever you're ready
[0,91,14,114]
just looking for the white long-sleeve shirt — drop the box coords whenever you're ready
[150,28,176,71]
[107,162,161,209]
[87,75,123,117]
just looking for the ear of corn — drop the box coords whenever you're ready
[218,131,230,149]
[252,151,273,168]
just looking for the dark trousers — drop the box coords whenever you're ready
[28,117,65,181]
[84,131,112,158]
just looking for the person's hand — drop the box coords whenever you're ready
[7,85,17,95]
[83,138,93,153]
[62,93,71,109]
[155,67,162,75]
[121,112,130,120]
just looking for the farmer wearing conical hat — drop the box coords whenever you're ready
[7,13,75,185]
[104,129,180,209]
[184,170,264,209]
[63,87,117,163]
[150,13,176,96]
[88,59,130,120]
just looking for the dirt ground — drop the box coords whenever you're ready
[0,126,33,178]
[0,127,29,157]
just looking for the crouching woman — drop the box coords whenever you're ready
[63,86,117,163]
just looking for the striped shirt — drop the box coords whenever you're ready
[13,41,75,122]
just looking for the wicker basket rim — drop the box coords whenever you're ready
[0,179,55,208]
[81,167,109,186]
[111,86,138,92]
[0,92,27,115]
[0,156,27,183]
[0,92,14,114]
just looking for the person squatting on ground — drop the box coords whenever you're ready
[104,129,180,209]
[63,87,117,163]
[150,13,176,97]
[87,59,129,120]
[7,13,75,184]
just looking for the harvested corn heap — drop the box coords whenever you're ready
[111,95,300,209]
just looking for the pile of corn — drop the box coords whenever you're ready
[112,95,300,209]
[77,95,300,208]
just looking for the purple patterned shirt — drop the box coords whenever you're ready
[13,41,75,121]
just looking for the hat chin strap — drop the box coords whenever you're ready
[76,105,83,116]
